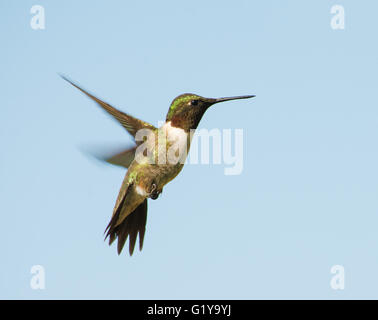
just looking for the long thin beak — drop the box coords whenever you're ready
[214,95,256,103]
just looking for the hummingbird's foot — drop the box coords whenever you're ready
[149,183,160,200]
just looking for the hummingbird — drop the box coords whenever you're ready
[61,76,255,255]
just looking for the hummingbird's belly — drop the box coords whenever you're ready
[133,121,190,195]
[131,160,185,199]
[153,162,185,189]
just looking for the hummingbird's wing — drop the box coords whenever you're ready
[92,146,136,169]
[104,147,136,169]
[61,75,156,138]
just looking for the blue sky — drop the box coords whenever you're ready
[1,0,378,299]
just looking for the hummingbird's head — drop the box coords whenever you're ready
[166,93,255,131]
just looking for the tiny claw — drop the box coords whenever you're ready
[149,183,160,200]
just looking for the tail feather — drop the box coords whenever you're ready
[138,207,148,251]
[105,199,148,255]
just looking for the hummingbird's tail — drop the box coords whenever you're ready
[105,199,148,255]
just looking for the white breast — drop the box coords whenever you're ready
[162,121,188,146]
[161,121,189,164]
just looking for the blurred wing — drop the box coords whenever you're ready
[93,146,136,169]
[61,75,156,138]
[104,147,136,169]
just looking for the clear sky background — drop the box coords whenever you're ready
[1,0,378,299]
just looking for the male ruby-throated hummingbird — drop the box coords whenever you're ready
[62,76,255,255]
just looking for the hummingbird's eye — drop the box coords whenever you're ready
[191,100,199,106]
